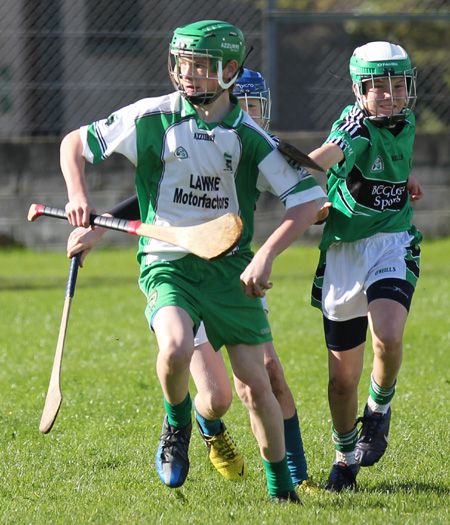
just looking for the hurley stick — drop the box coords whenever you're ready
[28,204,243,260]
[277,140,325,172]
[39,252,81,434]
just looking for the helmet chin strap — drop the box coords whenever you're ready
[186,88,226,106]
[367,113,407,128]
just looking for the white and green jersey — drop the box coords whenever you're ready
[319,104,422,251]
[80,92,325,264]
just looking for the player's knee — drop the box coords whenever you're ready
[158,342,192,373]
[265,358,288,396]
[372,322,404,355]
[264,355,281,378]
[373,334,403,360]
[236,376,272,411]
[329,370,359,396]
[203,391,232,418]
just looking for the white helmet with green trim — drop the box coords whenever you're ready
[169,20,245,105]
[350,41,417,126]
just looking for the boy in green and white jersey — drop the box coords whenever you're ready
[60,20,325,503]
[308,41,423,492]
[67,68,318,493]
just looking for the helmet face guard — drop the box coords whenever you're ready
[169,20,245,105]
[233,68,271,131]
[350,41,417,126]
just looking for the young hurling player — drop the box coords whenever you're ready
[60,20,326,503]
[67,68,317,494]
[307,41,423,492]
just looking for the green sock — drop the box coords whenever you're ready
[164,393,192,429]
[331,424,359,452]
[331,425,359,465]
[369,373,396,406]
[262,457,294,497]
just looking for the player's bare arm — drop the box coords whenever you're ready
[60,129,96,227]
[240,200,318,298]
[308,142,344,172]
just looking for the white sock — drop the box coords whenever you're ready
[336,450,356,465]
[367,395,390,415]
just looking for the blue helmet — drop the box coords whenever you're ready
[234,69,271,131]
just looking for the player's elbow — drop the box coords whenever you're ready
[60,129,83,157]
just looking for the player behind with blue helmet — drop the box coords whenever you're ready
[234,68,271,131]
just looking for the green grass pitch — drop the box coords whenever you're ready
[0,239,449,523]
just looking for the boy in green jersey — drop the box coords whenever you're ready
[308,41,423,492]
[60,20,326,503]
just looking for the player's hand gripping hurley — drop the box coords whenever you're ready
[39,252,81,434]
[28,204,243,260]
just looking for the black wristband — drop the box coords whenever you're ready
[107,195,139,220]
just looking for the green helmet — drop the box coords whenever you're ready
[169,20,245,104]
[349,41,417,125]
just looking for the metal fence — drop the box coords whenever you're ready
[0,0,449,138]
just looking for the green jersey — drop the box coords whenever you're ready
[319,104,421,251]
[80,92,325,265]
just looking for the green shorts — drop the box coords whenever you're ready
[138,253,272,351]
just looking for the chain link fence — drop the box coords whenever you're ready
[266,1,450,130]
[0,0,449,137]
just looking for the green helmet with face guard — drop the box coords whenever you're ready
[169,20,245,105]
[349,41,417,126]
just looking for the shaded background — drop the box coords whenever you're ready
[0,0,449,137]
[0,0,449,248]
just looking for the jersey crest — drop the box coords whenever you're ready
[371,155,384,173]
[175,146,189,159]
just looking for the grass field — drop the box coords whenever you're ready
[1,239,449,524]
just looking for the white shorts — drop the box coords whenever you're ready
[322,231,415,321]
[194,295,269,347]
